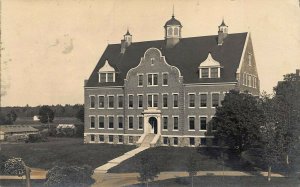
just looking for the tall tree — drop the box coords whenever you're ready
[38,105,54,123]
[212,90,265,154]
[273,71,300,165]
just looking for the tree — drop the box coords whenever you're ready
[212,90,265,154]
[273,72,300,165]
[7,110,17,123]
[45,165,94,187]
[138,155,160,187]
[76,106,84,122]
[38,105,54,123]
[186,153,198,187]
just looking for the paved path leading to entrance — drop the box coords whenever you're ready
[94,146,150,173]
[92,171,286,187]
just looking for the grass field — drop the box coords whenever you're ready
[1,137,135,170]
[129,176,300,187]
[109,146,258,173]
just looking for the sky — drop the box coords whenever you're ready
[1,0,300,107]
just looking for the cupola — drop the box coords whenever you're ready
[218,19,228,45]
[164,9,182,48]
[121,29,132,54]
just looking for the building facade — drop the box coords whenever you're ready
[84,15,260,147]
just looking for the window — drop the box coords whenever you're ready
[200,93,207,107]
[118,135,123,143]
[128,116,133,129]
[108,96,114,108]
[248,53,252,66]
[200,117,207,130]
[211,68,219,78]
[249,75,252,87]
[189,117,195,130]
[128,95,134,108]
[168,28,173,35]
[174,28,179,35]
[147,94,158,108]
[138,95,143,108]
[90,134,95,142]
[162,94,168,108]
[99,135,104,142]
[243,73,247,85]
[138,74,143,86]
[107,73,114,82]
[254,77,257,88]
[212,93,220,107]
[128,136,133,144]
[90,116,95,129]
[163,137,169,145]
[148,74,158,86]
[90,96,95,108]
[173,116,179,130]
[189,137,195,146]
[201,138,207,145]
[118,95,123,108]
[108,116,114,129]
[138,116,143,129]
[98,116,104,129]
[201,68,209,78]
[189,94,195,108]
[173,94,179,108]
[163,116,168,130]
[100,73,106,83]
[162,73,168,86]
[108,135,113,143]
[98,96,104,108]
[173,137,178,145]
[118,116,123,129]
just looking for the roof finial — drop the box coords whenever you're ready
[172,4,175,17]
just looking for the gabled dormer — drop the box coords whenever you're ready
[98,60,116,83]
[198,53,222,78]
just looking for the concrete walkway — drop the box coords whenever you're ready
[92,171,286,187]
[94,146,150,173]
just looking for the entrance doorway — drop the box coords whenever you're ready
[149,117,158,134]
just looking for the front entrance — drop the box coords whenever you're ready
[149,117,158,134]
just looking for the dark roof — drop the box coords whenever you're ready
[0,125,38,133]
[85,32,248,87]
[164,16,182,27]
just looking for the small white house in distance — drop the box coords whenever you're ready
[33,115,40,121]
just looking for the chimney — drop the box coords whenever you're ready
[120,29,132,54]
[218,19,228,45]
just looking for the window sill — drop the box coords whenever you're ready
[199,107,207,109]
[89,108,95,109]
[188,129,195,131]
[117,128,124,130]
[98,128,104,130]
[147,85,158,87]
[89,128,96,129]
[117,107,124,109]
[188,107,195,109]
[162,85,168,87]
[199,130,207,132]
[173,129,179,131]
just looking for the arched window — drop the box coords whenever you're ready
[168,28,173,36]
[174,28,179,36]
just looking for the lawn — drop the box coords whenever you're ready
[129,176,300,187]
[109,146,258,173]
[1,137,135,170]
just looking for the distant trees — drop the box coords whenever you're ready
[45,165,94,187]
[76,106,84,122]
[0,110,18,125]
[38,106,55,123]
[138,155,160,187]
[212,90,265,154]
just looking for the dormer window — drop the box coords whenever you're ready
[199,53,222,78]
[98,60,116,83]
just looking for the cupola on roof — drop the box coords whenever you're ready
[164,15,182,27]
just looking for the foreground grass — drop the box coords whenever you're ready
[129,176,300,187]
[110,146,257,173]
[1,137,135,170]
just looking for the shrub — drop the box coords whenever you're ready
[4,158,26,177]
[45,165,94,187]
[0,154,8,174]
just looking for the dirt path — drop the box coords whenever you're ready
[92,171,285,187]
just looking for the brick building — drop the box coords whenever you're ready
[84,15,260,147]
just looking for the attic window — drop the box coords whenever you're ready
[98,60,116,83]
[199,53,222,79]
[248,53,252,66]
